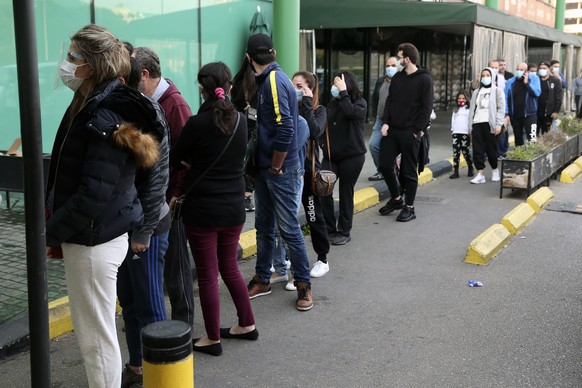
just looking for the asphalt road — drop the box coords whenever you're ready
[1,159,581,387]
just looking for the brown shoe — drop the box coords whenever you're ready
[247,274,271,300]
[296,282,313,311]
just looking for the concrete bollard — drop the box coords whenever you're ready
[142,320,194,388]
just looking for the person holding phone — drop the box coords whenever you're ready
[321,72,367,245]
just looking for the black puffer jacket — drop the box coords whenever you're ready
[46,79,160,247]
[325,91,367,161]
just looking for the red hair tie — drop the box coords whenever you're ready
[215,87,225,100]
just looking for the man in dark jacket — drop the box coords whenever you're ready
[537,61,563,135]
[378,43,434,222]
[244,34,314,311]
[115,57,172,387]
[133,47,195,328]
[368,56,398,181]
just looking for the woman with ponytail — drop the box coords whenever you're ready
[170,62,257,357]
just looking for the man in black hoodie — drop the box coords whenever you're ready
[378,43,434,222]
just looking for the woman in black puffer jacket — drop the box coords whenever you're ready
[45,24,159,388]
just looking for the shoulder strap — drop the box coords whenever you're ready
[181,112,241,198]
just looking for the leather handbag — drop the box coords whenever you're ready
[311,125,337,197]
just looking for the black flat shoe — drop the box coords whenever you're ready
[193,338,222,356]
[220,327,259,340]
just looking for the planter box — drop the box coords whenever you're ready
[500,153,552,198]
[564,135,579,163]
[500,140,581,198]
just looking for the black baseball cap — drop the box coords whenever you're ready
[246,34,274,56]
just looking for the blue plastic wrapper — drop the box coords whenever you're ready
[468,280,484,287]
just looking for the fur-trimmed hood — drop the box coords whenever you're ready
[112,123,159,168]
[87,83,161,169]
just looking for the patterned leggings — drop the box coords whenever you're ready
[452,133,473,168]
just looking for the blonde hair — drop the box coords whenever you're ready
[68,25,130,123]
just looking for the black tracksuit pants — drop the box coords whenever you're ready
[472,122,498,170]
[511,115,537,146]
[379,128,420,206]
[302,171,330,260]
[321,154,365,237]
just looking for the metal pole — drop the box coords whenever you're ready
[12,1,51,387]
[273,0,300,76]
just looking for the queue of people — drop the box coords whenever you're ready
[453,57,565,186]
[45,22,572,388]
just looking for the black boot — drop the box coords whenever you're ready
[467,165,474,177]
[449,167,459,179]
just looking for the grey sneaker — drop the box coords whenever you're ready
[121,364,143,388]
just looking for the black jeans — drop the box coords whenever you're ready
[510,116,537,146]
[379,128,420,206]
[472,122,498,170]
[302,171,330,260]
[321,154,365,237]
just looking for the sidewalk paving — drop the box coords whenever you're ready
[1,151,581,386]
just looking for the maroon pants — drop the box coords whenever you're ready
[184,224,255,341]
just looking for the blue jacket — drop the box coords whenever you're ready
[505,74,541,118]
[255,62,299,168]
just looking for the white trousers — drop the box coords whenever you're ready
[62,233,128,388]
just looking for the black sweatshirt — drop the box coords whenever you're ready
[170,99,248,228]
[382,67,434,134]
[325,90,367,161]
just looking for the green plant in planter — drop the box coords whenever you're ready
[559,115,582,136]
[538,130,567,149]
[506,143,548,160]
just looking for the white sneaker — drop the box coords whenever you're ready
[270,265,275,273]
[270,273,288,283]
[285,260,291,270]
[491,168,500,182]
[285,281,297,291]
[310,261,330,278]
[470,174,486,184]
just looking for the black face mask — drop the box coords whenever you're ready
[248,58,258,75]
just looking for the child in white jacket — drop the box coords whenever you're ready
[450,90,474,179]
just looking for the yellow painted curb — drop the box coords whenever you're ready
[501,203,536,235]
[353,187,379,213]
[575,156,582,169]
[48,297,123,339]
[560,163,581,183]
[239,229,257,259]
[48,297,73,339]
[418,169,433,185]
[446,156,468,168]
[465,224,512,265]
[527,187,554,213]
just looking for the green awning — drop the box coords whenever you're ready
[300,0,582,46]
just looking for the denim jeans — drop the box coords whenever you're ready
[369,118,383,171]
[272,232,289,275]
[254,163,310,284]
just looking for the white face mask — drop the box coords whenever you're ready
[396,59,406,73]
[60,60,88,91]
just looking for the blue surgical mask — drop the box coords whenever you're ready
[331,85,340,99]
[529,71,537,77]
[386,67,397,78]
[481,76,492,86]
[538,69,548,77]
[515,70,524,79]
[296,89,303,102]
